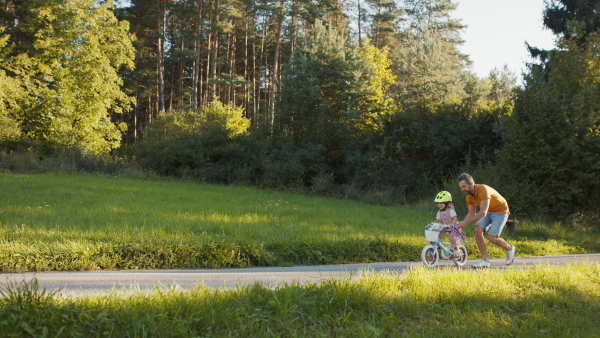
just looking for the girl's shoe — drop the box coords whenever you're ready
[451,250,463,260]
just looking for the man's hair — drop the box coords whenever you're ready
[457,173,474,185]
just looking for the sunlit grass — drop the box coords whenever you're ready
[1,172,426,240]
[1,263,598,336]
[0,172,598,272]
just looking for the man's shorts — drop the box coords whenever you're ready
[476,212,509,237]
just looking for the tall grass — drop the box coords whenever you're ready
[1,264,598,336]
[0,172,598,272]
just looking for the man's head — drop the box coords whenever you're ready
[457,173,475,196]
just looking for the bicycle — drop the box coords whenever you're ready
[421,223,468,267]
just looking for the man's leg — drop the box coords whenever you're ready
[474,224,488,261]
[486,212,516,265]
[486,212,512,251]
[487,234,511,251]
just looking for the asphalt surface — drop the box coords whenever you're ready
[2,253,599,296]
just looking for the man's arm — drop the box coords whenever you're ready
[458,199,490,228]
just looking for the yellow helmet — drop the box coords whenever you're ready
[434,191,452,203]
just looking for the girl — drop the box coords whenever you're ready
[434,191,465,256]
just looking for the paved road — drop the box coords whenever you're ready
[2,253,599,296]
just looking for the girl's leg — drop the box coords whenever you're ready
[449,232,458,250]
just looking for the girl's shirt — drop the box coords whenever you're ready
[436,208,457,225]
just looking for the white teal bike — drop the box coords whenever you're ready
[421,223,468,267]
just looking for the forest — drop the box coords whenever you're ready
[0,0,599,222]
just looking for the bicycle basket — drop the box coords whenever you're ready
[425,229,440,242]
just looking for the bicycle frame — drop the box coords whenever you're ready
[432,237,453,258]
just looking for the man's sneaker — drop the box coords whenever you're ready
[472,260,490,268]
[506,245,516,265]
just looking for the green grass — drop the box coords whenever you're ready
[1,263,599,336]
[0,172,598,272]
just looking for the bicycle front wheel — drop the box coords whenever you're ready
[421,244,440,267]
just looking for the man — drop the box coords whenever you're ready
[455,173,516,268]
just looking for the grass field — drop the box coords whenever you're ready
[0,172,598,272]
[0,264,599,336]
[1,172,599,336]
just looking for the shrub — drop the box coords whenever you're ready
[134,101,255,182]
[343,103,508,202]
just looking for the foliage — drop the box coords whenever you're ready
[2,0,516,211]
[355,40,397,136]
[0,27,28,144]
[498,30,600,218]
[364,102,510,196]
[1,264,599,336]
[133,100,332,189]
[276,20,401,189]
[143,101,250,140]
[4,0,598,226]
[0,144,130,175]
[543,0,600,43]
[363,0,402,49]
[0,69,22,144]
[259,140,329,190]
[392,0,469,108]
[0,0,135,154]
[134,101,257,181]
[277,20,385,151]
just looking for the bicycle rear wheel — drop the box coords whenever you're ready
[421,245,440,267]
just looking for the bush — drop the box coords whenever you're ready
[133,100,508,204]
[134,102,257,183]
[341,103,508,202]
[0,142,124,175]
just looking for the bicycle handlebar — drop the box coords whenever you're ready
[427,223,453,231]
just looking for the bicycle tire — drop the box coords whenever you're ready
[453,245,468,267]
[421,244,440,267]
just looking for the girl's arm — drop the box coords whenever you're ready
[434,210,442,224]
[449,208,458,224]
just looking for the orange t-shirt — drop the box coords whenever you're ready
[466,184,509,214]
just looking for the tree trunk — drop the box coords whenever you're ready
[290,0,297,56]
[268,0,285,131]
[257,17,266,121]
[243,15,250,118]
[357,0,362,46]
[133,95,138,141]
[178,39,185,107]
[157,0,166,113]
[209,0,220,102]
[229,25,237,105]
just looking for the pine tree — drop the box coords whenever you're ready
[544,0,600,43]
[391,0,469,108]
[364,0,402,49]
[277,20,392,166]
[529,0,600,64]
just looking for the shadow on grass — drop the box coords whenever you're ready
[1,267,598,336]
